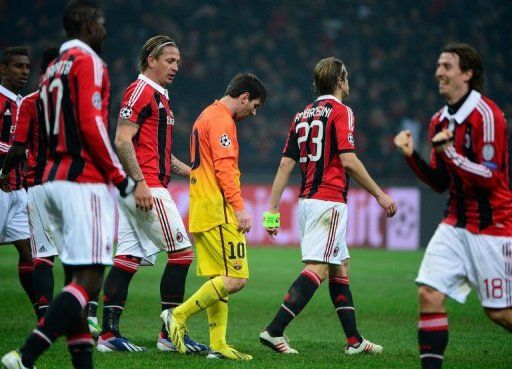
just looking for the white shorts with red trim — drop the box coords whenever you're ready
[27,185,58,258]
[298,198,349,265]
[0,188,30,244]
[116,187,191,265]
[41,181,115,265]
[416,223,512,308]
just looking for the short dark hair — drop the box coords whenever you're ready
[138,35,177,73]
[63,0,102,38]
[224,73,267,104]
[313,57,347,96]
[1,46,29,67]
[441,42,484,93]
[41,47,59,73]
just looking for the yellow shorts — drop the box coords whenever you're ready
[194,224,249,278]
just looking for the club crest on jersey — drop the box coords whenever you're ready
[333,246,339,257]
[92,92,102,110]
[220,134,231,147]
[482,144,495,161]
[348,133,354,146]
[120,106,133,119]
[176,231,184,243]
[233,261,242,270]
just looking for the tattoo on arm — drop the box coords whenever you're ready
[116,119,144,180]
[171,154,191,178]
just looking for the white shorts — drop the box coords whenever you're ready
[116,187,191,265]
[0,188,30,244]
[41,181,116,266]
[27,185,59,258]
[416,223,512,308]
[298,198,349,265]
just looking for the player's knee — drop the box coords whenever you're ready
[485,308,512,332]
[223,277,247,293]
[418,285,445,311]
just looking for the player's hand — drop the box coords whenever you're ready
[376,192,397,218]
[262,210,280,239]
[0,171,11,193]
[236,209,252,234]
[394,129,414,157]
[134,180,153,212]
[432,128,453,153]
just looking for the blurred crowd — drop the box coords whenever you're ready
[1,0,510,180]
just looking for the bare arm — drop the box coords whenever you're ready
[115,118,152,211]
[339,152,397,217]
[170,154,190,178]
[269,157,296,212]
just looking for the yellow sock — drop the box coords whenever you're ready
[173,276,228,321]
[207,297,229,350]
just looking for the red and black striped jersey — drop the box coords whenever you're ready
[0,84,24,190]
[118,74,175,188]
[40,39,126,185]
[282,95,355,203]
[12,91,47,187]
[406,90,512,236]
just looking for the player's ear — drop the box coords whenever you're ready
[0,63,6,76]
[147,55,157,69]
[239,92,250,105]
[462,68,473,84]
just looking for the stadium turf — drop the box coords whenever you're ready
[0,246,510,369]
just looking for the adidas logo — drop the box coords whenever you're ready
[38,245,47,253]
[4,109,10,116]
[158,102,165,109]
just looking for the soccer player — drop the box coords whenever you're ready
[1,1,135,368]
[394,43,512,369]
[161,73,267,360]
[259,57,396,355]
[0,46,36,315]
[97,35,207,353]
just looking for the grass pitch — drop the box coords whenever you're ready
[0,246,510,369]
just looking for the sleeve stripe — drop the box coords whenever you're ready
[444,146,492,178]
[127,81,147,108]
[346,106,354,131]
[477,100,494,143]
[0,142,11,152]
[95,116,126,175]
[92,56,103,87]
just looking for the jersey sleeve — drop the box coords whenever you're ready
[74,56,126,185]
[12,95,34,146]
[438,104,505,190]
[334,105,356,153]
[404,119,450,193]
[208,114,244,211]
[282,117,299,161]
[118,83,152,125]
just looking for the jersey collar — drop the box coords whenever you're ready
[138,74,169,100]
[60,39,102,61]
[315,94,342,104]
[0,84,22,106]
[439,90,481,124]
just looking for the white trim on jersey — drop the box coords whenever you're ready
[0,84,22,106]
[444,146,492,178]
[347,106,354,131]
[476,99,495,143]
[439,90,481,124]
[0,142,11,153]
[138,74,169,99]
[16,91,38,121]
[316,94,341,104]
[127,80,147,108]
[95,116,125,174]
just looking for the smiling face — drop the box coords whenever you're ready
[148,45,180,86]
[435,52,472,104]
[0,54,30,92]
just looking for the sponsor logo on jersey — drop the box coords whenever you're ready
[120,106,133,119]
[220,134,231,147]
[482,144,495,161]
[92,92,102,110]
[38,245,47,253]
[167,116,174,125]
[158,101,165,109]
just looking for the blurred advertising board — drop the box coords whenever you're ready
[170,183,420,250]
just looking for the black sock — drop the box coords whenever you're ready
[86,301,98,318]
[329,277,362,345]
[18,261,37,315]
[419,313,448,369]
[66,308,94,369]
[266,269,321,337]
[20,283,88,368]
[160,250,193,335]
[101,257,139,335]
[33,257,55,320]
